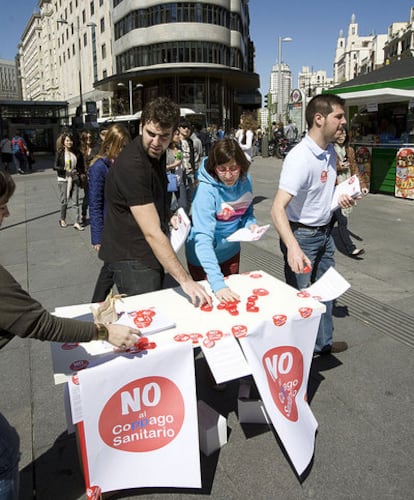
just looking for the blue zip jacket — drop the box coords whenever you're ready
[89,157,111,246]
[185,159,256,292]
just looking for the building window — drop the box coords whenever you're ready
[102,43,106,59]
[82,9,86,24]
[100,17,105,33]
[84,32,87,46]
[90,0,94,16]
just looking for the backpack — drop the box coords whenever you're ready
[12,137,23,154]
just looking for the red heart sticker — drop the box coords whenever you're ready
[206,330,223,341]
[203,338,215,349]
[231,325,248,338]
[298,307,313,318]
[272,314,287,326]
[200,303,213,312]
[297,290,311,298]
[173,334,190,342]
[70,359,89,371]
[252,288,269,296]
[249,273,263,279]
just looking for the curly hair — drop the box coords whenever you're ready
[141,97,180,131]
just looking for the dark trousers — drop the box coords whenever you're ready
[108,260,164,297]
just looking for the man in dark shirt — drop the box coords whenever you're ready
[99,97,211,306]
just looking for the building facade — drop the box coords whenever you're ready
[0,59,19,101]
[17,0,260,130]
[334,8,414,85]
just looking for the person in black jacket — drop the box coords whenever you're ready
[54,132,86,230]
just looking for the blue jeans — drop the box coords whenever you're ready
[108,261,164,297]
[0,413,20,500]
[280,225,335,353]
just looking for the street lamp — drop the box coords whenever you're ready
[57,17,85,119]
[277,36,292,122]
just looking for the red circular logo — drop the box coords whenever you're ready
[99,376,184,452]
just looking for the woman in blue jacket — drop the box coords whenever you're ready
[89,124,131,302]
[185,138,257,302]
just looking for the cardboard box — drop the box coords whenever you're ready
[238,379,271,424]
[197,400,227,456]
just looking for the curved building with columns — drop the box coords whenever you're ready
[96,0,260,130]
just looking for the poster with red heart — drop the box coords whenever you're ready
[239,314,321,475]
[76,341,200,493]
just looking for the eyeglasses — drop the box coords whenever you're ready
[215,165,240,175]
[179,125,190,129]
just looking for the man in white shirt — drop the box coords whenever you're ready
[271,94,356,355]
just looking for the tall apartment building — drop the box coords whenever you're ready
[0,59,19,100]
[334,8,414,85]
[268,62,292,123]
[18,0,260,129]
[298,67,333,97]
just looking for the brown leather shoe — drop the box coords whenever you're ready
[316,341,348,355]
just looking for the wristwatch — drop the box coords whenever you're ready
[95,323,109,341]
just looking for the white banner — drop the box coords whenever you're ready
[239,312,321,475]
[77,341,200,493]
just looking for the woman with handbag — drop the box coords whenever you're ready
[53,132,86,230]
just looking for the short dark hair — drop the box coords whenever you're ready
[305,94,345,129]
[205,138,250,182]
[178,118,192,130]
[141,97,180,131]
[0,170,16,202]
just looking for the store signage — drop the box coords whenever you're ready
[367,102,378,112]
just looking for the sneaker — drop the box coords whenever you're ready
[18,169,25,175]
[73,222,85,231]
[317,341,348,355]
[59,220,67,228]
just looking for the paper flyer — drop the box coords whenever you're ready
[331,174,361,211]
[170,207,191,252]
[226,224,270,242]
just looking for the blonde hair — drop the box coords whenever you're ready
[90,124,131,165]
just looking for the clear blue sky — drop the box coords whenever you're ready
[1,0,413,95]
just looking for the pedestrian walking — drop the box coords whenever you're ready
[11,130,28,175]
[0,135,13,172]
[53,132,86,230]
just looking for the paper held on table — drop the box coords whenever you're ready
[170,207,191,252]
[226,224,270,242]
[305,267,350,302]
[331,174,361,211]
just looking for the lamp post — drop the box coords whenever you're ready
[277,36,292,122]
[57,17,86,119]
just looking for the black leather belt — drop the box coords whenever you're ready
[289,221,330,231]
